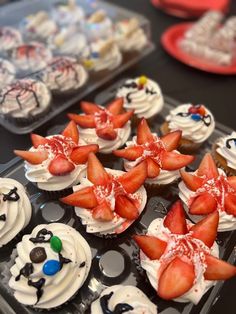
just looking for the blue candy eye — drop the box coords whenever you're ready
[91,52,99,58]
[191,114,201,122]
[43,260,61,276]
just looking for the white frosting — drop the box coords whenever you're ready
[0,178,31,247]
[141,218,219,304]
[9,223,91,309]
[0,59,15,90]
[74,168,147,235]
[166,104,215,143]
[116,77,164,119]
[84,12,113,42]
[216,131,236,170]
[91,285,157,313]
[51,3,85,27]
[0,27,22,52]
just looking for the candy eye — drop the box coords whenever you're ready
[43,260,61,276]
[30,247,47,263]
[50,236,62,253]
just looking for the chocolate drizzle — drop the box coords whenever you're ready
[59,253,71,268]
[100,292,134,314]
[0,214,6,221]
[79,261,85,268]
[177,111,212,127]
[226,138,236,149]
[30,228,53,244]
[15,263,34,281]
[120,81,157,104]
[28,278,46,304]
[2,187,19,202]
[51,58,79,89]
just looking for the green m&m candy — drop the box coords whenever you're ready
[50,236,62,253]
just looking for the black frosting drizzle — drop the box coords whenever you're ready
[15,263,34,281]
[100,292,134,314]
[226,138,236,149]
[2,187,19,202]
[120,81,157,104]
[59,253,71,268]
[79,261,85,268]
[177,110,212,127]
[29,228,53,244]
[0,214,6,221]
[28,278,46,304]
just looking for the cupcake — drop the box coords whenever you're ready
[114,118,194,187]
[116,76,164,122]
[0,26,22,54]
[212,131,236,176]
[0,78,51,124]
[179,153,236,231]
[90,285,157,313]
[14,121,99,194]
[60,152,147,236]
[0,178,31,248]
[8,223,91,309]
[68,98,133,154]
[0,58,16,90]
[160,103,215,153]
[38,56,88,95]
[133,200,236,304]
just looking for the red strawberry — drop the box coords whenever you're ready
[61,121,79,144]
[197,153,219,179]
[160,130,182,152]
[133,235,167,260]
[227,176,236,191]
[92,201,114,221]
[48,155,75,176]
[180,169,204,191]
[137,118,154,145]
[164,200,188,234]
[118,160,147,193]
[60,187,98,208]
[158,257,195,300]
[146,157,160,178]
[70,144,99,164]
[161,152,194,170]
[30,134,48,148]
[67,113,96,128]
[189,193,217,215]
[115,195,139,220]
[106,98,123,115]
[87,152,110,185]
[113,146,143,161]
[96,127,117,140]
[80,101,102,114]
[189,211,219,248]
[204,255,236,280]
[111,110,134,128]
[14,150,48,165]
[224,193,236,216]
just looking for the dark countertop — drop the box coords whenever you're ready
[0,0,236,313]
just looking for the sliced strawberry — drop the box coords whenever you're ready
[30,134,48,148]
[14,150,48,165]
[225,193,236,216]
[227,176,236,191]
[115,195,139,220]
[67,113,96,128]
[146,157,160,178]
[111,110,134,128]
[118,160,147,193]
[158,257,195,300]
[164,200,188,234]
[48,155,75,176]
[189,211,219,248]
[180,169,204,191]
[61,121,79,144]
[161,152,194,170]
[204,255,236,280]
[197,153,219,179]
[80,101,102,114]
[137,118,153,145]
[160,130,182,152]
[106,98,123,115]
[87,152,110,185]
[92,201,114,221]
[96,126,117,140]
[60,187,98,208]
[133,235,167,260]
[70,144,99,164]
[189,193,217,215]
[113,146,143,161]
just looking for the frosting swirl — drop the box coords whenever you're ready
[0,27,22,52]
[0,59,15,90]
[216,131,236,170]
[51,2,85,27]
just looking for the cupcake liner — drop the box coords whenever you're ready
[93,231,118,239]
[1,248,17,295]
[41,187,74,200]
[212,142,236,176]
[132,242,149,281]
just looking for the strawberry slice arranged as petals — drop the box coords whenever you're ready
[204,255,236,280]
[96,126,117,140]
[137,118,154,145]
[227,176,236,191]
[111,110,134,129]
[92,201,114,221]
[60,187,98,208]
[224,193,236,216]
[30,134,48,148]
[189,211,219,248]
[189,193,217,215]
[106,98,124,115]
[133,235,167,260]
[113,146,143,161]
[61,121,79,144]
[164,200,188,234]
[115,195,139,220]
[87,152,110,186]
[160,130,182,152]
[197,153,219,179]
[67,113,96,128]
[158,257,195,300]
[80,101,102,114]
[70,144,99,164]
[48,155,75,176]
[180,169,204,191]
[146,157,160,178]
[161,152,195,170]
[14,150,48,165]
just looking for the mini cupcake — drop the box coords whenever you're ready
[133,200,236,304]
[68,98,133,154]
[116,76,164,122]
[90,285,157,313]
[179,153,236,231]
[60,152,147,236]
[8,223,91,309]
[0,26,22,54]
[14,121,99,194]
[114,118,194,188]
[0,78,51,124]
[160,103,215,153]
[0,178,31,248]
[0,58,16,90]
[38,56,88,95]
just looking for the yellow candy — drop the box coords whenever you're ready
[83,59,94,69]
[138,75,148,86]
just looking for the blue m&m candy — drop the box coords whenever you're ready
[191,114,201,121]
[43,260,61,276]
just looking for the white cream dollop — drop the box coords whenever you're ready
[51,3,85,27]
[216,131,236,170]
[0,27,22,52]
[0,59,16,90]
